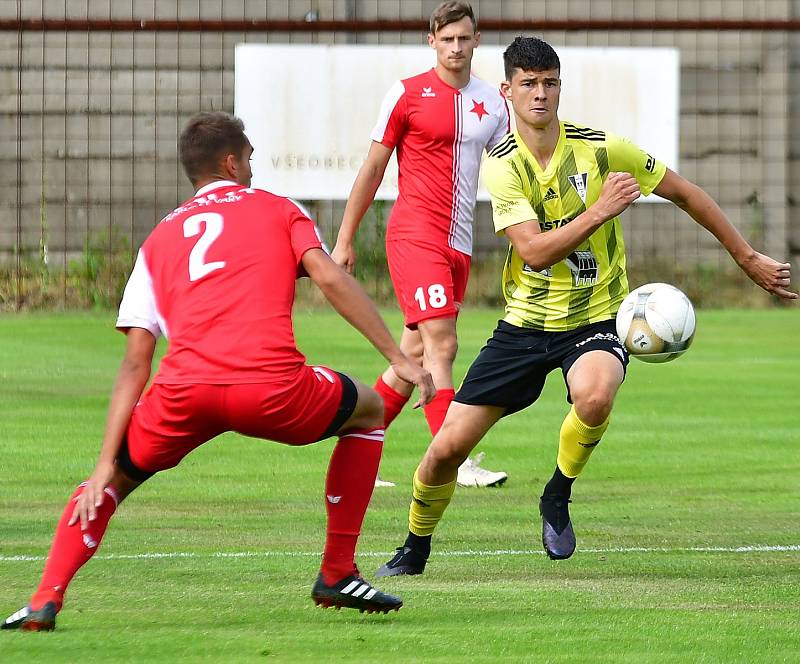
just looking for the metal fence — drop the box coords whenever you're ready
[2,0,799,309]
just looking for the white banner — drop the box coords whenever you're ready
[235,44,679,201]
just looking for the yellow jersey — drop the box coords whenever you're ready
[482,121,666,331]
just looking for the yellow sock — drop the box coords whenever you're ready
[408,467,456,536]
[557,406,610,478]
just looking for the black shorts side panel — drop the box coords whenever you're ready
[317,372,359,440]
[116,434,155,482]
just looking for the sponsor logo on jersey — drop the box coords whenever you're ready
[568,172,589,203]
[538,216,573,231]
[421,86,436,98]
[543,187,559,202]
[495,200,519,216]
[162,186,255,223]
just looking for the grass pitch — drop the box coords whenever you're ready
[0,308,798,663]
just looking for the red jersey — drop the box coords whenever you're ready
[371,69,509,255]
[116,180,323,385]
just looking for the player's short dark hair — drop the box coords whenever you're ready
[503,37,561,81]
[429,1,476,34]
[179,111,249,185]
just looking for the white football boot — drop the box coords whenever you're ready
[456,452,508,487]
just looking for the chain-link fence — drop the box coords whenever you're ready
[2,0,799,310]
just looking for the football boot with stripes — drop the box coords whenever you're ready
[311,573,402,613]
[539,494,576,560]
[1,602,58,631]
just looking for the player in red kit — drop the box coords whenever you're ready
[2,112,435,631]
[333,1,510,488]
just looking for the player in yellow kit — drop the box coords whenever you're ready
[376,36,796,577]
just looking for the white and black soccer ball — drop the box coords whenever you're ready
[615,283,696,363]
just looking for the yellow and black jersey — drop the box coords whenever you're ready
[482,121,667,331]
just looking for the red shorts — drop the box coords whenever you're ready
[386,239,471,329]
[120,365,355,478]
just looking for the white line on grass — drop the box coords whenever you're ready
[2,544,798,563]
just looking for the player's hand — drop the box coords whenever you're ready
[740,252,798,299]
[390,357,436,409]
[68,460,115,530]
[331,242,356,274]
[595,172,641,221]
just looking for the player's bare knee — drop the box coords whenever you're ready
[573,389,614,425]
[425,432,468,470]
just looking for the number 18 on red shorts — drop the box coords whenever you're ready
[386,239,471,329]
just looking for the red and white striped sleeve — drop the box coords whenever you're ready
[370,80,408,149]
[116,248,164,339]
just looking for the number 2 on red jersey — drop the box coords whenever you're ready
[183,212,226,282]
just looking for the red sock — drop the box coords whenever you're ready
[30,482,119,611]
[373,376,411,429]
[321,428,384,585]
[423,388,455,436]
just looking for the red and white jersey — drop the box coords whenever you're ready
[371,68,510,255]
[116,180,324,385]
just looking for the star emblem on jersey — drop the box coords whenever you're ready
[470,99,488,121]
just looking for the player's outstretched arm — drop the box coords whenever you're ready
[332,141,394,274]
[69,328,156,530]
[302,248,435,408]
[505,172,640,271]
[654,169,797,300]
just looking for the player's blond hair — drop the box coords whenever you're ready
[429,1,476,35]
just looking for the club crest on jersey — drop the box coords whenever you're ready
[421,86,436,98]
[568,172,589,203]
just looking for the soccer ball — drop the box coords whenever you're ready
[615,283,696,363]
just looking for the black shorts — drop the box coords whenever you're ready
[454,319,629,416]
